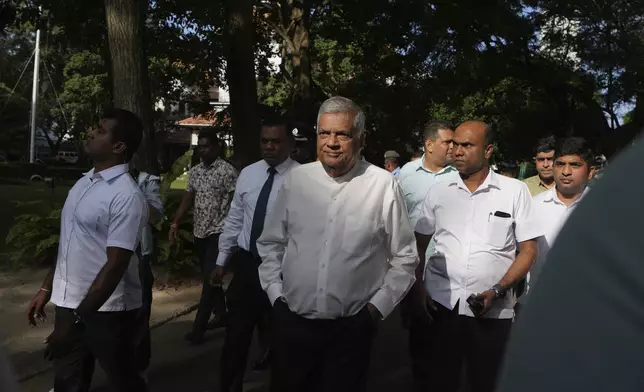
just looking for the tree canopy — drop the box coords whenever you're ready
[1,0,641,164]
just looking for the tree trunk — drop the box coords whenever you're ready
[289,0,313,121]
[225,0,260,167]
[104,0,157,174]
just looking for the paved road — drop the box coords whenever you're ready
[112,311,412,392]
[22,310,415,392]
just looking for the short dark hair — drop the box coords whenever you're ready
[555,137,594,166]
[423,121,452,141]
[102,108,143,162]
[198,129,219,145]
[412,149,423,158]
[261,113,295,142]
[535,135,556,155]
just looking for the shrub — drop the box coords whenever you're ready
[4,150,200,274]
[153,150,199,273]
[5,200,62,268]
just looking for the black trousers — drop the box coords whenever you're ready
[191,234,227,337]
[425,302,512,392]
[220,249,272,392]
[134,253,154,373]
[53,307,146,392]
[270,301,377,392]
[408,316,433,391]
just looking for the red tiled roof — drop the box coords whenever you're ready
[178,109,232,127]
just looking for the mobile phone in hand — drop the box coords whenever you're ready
[467,293,485,316]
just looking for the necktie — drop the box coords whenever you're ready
[249,166,278,257]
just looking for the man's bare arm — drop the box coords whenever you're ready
[498,239,538,288]
[41,264,56,291]
[75,247,133,317]
[172,190,194,225]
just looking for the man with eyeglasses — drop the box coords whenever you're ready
[523,136,556,196]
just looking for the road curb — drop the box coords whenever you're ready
[17,302,200,383]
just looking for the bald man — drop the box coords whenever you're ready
[412,121,540,392]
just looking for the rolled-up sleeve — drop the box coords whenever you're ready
[514,183,542,242]
[257,177,290,305]
[414,190,436,236]
[107,191,148,251]
[369,180,419,319]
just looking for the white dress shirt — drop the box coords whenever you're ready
[257,160,419,320]
[217,158,299,266]
[416,169,540,319]
[51,164,148,312]
[523,187,589,300]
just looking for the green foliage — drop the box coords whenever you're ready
[56,51,110,142]
[5,200,62,268]
[154,149,198,273]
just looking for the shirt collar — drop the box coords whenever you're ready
[202,157,223,169]
[415,156,455,175]
[450,168,500,193]
[84,163,129,182]
[319,158,364,184]
[543,186,589,207]
[263,157,295,175]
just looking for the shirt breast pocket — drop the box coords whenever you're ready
[482,215,513,248]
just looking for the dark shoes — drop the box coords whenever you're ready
[251,349,272,371]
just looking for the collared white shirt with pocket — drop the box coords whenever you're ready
[217,158,299,267]
[416,169,541,319]
[51,164,148,312]
[522,187,589,301]
[257,160,419,320]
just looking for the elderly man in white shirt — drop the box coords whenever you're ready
[257,96,418,392]
[522,137,593,304]
[413,121,540,392]
[26,109,148,392]
[210,115,299,391]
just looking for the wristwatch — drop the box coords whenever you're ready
[491,284,507,299]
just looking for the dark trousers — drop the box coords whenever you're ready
[53,307,147,392]
[134,253,154,372]
[425,302,512,392]
[408,317,433,391]
[270,301,377,392]
[399,292,434,391]
[220,249,272,392]
[192,234,227,337]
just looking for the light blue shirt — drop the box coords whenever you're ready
[398,155,457,258]
[392,166,401,176]
[136,172,164,257]
[51,164,148,311]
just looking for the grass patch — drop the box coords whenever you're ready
[0,182,70,268]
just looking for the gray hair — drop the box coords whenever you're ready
[316,96,366,138]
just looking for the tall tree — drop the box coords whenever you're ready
[260,0,314,121]
[104,0,157,173]
[225,0,260,167]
